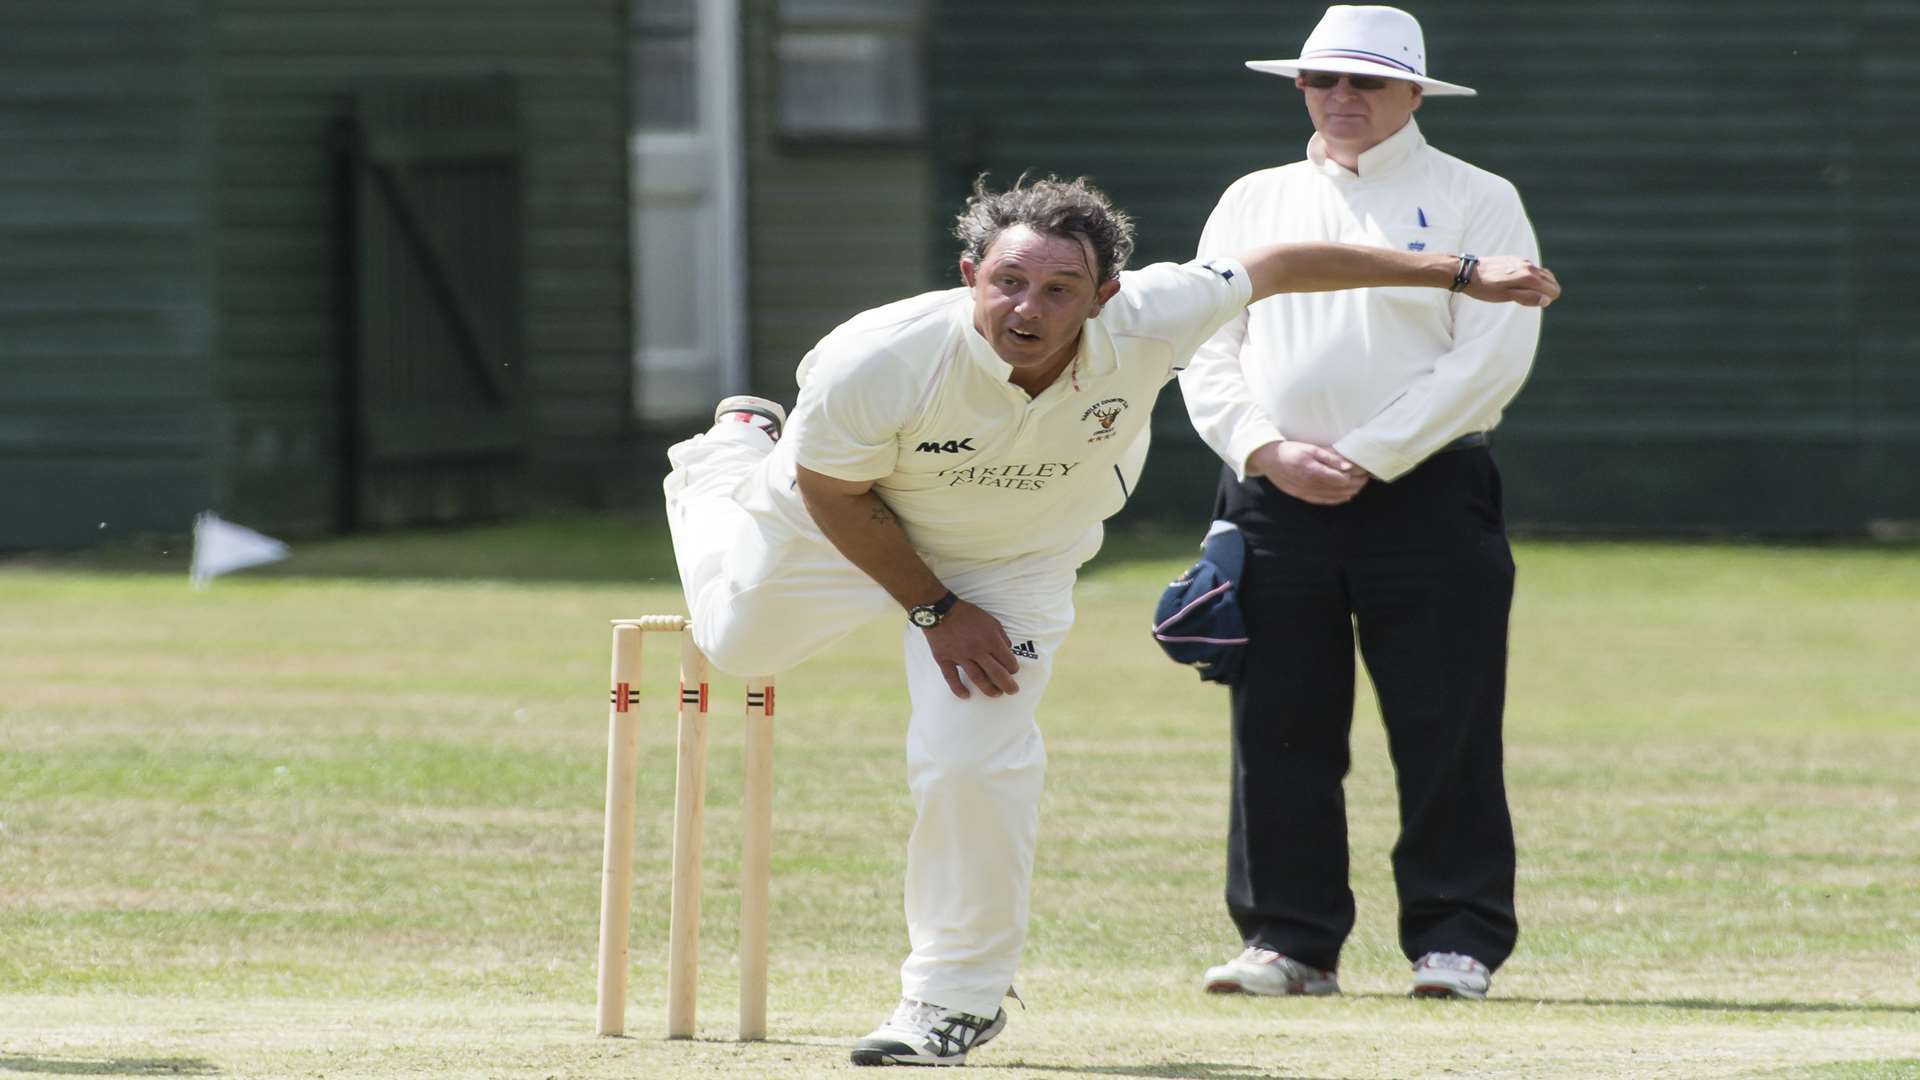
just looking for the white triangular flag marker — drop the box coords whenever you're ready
[190,512,289,588]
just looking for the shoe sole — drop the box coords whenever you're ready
[1204,977,1338,996]
[1410,984,1487,1000]
[713,396,787,425]
[850,1048,967,1067]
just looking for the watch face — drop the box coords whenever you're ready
[910,607,938,628]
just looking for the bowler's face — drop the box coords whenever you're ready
[961,225,1119,379]
[1297,71,1422,156]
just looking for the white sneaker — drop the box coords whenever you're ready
[1202,946,1339,996]
[850,997,1007,1067]
[1409,952,1491,999]
[713,395,786,442]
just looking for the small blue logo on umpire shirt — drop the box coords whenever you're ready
[1407,241,1426,251]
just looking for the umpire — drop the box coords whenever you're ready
[1181,5,1543,1001]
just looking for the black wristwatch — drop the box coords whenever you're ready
[908,590,960,629]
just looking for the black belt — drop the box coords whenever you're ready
[1438,431,1490,453]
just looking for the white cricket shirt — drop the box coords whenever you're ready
[774,259,1253,562]
[1181,117,1542,482]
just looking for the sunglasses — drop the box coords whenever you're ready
[1300,72,1393,91]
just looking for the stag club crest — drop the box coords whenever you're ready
[1080,397,1130,442]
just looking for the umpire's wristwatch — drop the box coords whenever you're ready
[908,590,960,629]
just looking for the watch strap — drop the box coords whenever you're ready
[909,590,959,627]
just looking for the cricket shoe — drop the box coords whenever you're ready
[1409,951,1491,999]
[713,395,786,442]
[1203,946,1340,996]
[850,997,1007,1067]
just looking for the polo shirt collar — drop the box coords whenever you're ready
[1078,309,1117,379]
[955,292,1014,382]
[1306,116,1424,179]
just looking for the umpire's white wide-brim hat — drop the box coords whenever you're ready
[1246,4,1477,97]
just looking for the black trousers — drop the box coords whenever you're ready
[1215,447,1518,972]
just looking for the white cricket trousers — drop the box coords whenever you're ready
[663,422,1094,1018]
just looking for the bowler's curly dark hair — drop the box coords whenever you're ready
[952,173,1135,283]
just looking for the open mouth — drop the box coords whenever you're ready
[1008,326,1042,343]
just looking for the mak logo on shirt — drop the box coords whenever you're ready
[1080,397,1130,442]
[915,437,977,454]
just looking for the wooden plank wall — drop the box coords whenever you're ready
[212,0,630,532]
[929,1,1920,534]
[0,0,218,549]
[1853,2,1920,527]
[740,0,935,398]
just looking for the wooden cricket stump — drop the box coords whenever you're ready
[594,616,776,1041]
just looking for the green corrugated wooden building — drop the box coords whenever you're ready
[1,0,633,548]
[6,1,1917,548]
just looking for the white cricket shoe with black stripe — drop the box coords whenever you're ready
[850,997,1007,1067]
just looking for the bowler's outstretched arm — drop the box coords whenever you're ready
[1237,242,1560,307]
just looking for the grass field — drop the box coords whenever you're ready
[3,515,1918,1079]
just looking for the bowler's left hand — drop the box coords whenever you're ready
[1465,257,1560,308]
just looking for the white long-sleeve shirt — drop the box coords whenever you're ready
[1180,117,1542,482]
